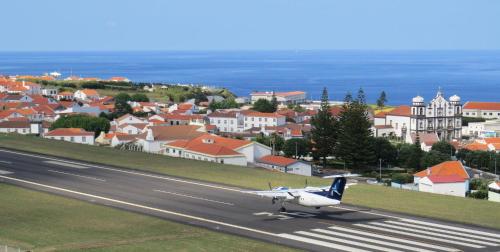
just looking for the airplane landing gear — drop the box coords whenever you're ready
[279,206,287,212]
[315,207,321,209]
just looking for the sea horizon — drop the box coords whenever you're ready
[1,50,499,105]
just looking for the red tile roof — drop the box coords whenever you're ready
[463,102,500,111]
[414,161,469,179]
[484,138,500,144]
[387,105,411,116]
[258,155,300,167]
[245,111,285,118]
[186,143,242,156]
[464,142,489,151]
[251,91,305,97]
[427,174,466,183]
[45,128,94,137]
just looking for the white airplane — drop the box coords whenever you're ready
[246,174,359,212]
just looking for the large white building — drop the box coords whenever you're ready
[250,91,306,105]
[375,90,462,142]
[414,161,470,197]
[44,128,95,145]
[410,90,462,141]
[208,111,244,133]
[243,111,286,130]
[463,102,500,119]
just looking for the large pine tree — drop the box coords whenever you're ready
[311,87,337,167]
[336,88,375,170]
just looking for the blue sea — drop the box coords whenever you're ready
[0,50,499,105]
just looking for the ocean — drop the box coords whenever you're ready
[0,50,499,105]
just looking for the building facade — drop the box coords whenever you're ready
[410,90,462,141]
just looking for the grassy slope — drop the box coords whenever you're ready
[1,134,499,230]
[0,184,296,252]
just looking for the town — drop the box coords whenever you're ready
[0,73,499,203]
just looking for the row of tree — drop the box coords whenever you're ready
[51,114,110,137]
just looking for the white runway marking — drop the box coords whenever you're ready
[370,222,499,246]
[278,233,370,252]
[0,160,12,164]
[384,220,500,243]
[296,230,402,252]
[0,149,241,192]
[0,175,284,242]
[354,223,484,248]
[154,189,234,206]
[44,160,89,169]
[399,218,500,239]
[328,226,459,252]
[48,170,106,182]
[0,169,13,175]
[313,228,437,252]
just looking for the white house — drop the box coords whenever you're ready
[243,111,286,130]
[0,121,31,134]
[42,87,58,97]
[488,181,500,203]
[463,102,500,119]
[256,155,312,176]
[414,161,470,197]
[208,110,244,133]
[164,133,271,165]
[44,128,95,145]
[73,89,100,101]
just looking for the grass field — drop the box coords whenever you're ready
[1,134,499,230]
[0,183,297,252]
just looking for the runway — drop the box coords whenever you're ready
[0,148,499,252]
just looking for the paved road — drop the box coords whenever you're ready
[0,148,499,252]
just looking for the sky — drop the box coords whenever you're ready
[1,0,499,51]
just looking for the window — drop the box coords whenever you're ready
[82,136,86,142]
[70,137,75,142]
[60,137,64,140]
[466,112,469,115]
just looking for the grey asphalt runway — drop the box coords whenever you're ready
[0,148,499,252]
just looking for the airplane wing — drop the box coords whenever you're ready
[244,189,300,199]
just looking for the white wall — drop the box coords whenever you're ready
[488,191,500,203]
[0,128,30,134]
[45,135,94,145]
[288,162,312,176]
[418,177,467,197]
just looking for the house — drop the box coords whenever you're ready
[463,119,500,138]
[151,113,205,126]
[256,155,312,176]
[168,103,198,114]
[44,128,95,145]
[0,120,31,134]
[111,134,139,147]
[414,161,471,197]
[56,91,74,101]
[41,87,58,97]
[113,114,148,126]
[164,133,272,165]
[463,102,500,119]
[136,125,206,153]
[372,125,395,138]
[208,110,244,133]
[250,91,307,105]
[243,111,286,130]
[488,181,500,203]
[74,89,100,101]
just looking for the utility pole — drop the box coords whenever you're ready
[295,141,298,159]
[379,158,382,181]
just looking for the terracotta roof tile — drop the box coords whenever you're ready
[463,102,500,111]
[258,155,300,166]
[45,128,94,137]
[414,161,469,179]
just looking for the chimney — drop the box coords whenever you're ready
[426,168,431,176]
[146,128,154,141]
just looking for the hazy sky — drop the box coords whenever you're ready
[2,0,499,51]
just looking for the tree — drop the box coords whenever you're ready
[420,150,451,168]
[371,137,397,165]
[431,141,456,157]
[252,99,276,113]
[270,93,278,112]
[283,138,310,158]
[51,114,110,137]
[310,87,337,167]
[131,93,150,102]
[407,133,423,170]
[335,88,374,169]
[208,98,239,111]
[113,93,133,118]
[376,91,387,108]
[255,133,284,154]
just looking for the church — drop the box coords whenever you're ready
[373,90,462,143]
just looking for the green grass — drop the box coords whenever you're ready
[0,183,297,252]
[1,134,500,230]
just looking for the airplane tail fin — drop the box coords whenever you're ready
[327,177,347,201]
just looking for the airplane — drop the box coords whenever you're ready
[245,174,358,212]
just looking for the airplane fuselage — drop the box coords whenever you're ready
[287,191,340,207]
